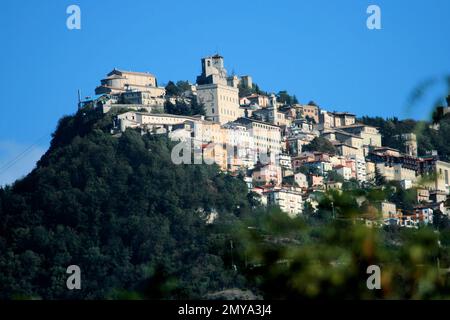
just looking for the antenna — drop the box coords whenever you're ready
[77,89,82,110]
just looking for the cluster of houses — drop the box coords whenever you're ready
[82,55,450,226]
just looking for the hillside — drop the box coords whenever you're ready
[0,107,251,299]
[2,107,450,299]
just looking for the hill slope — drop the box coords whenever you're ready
[0,108,250,299]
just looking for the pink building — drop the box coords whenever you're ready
[252,163,282,186]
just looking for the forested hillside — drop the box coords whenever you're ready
[0,108,251,299]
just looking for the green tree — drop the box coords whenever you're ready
[374,166,386,187]
[165,81,180,96]
[303,137,337,154]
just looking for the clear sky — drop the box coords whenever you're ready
[1,0,450,185]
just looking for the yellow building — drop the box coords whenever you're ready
[300,104,320,124]
[338,124,382,148]
[196,55,244,124]
[95,69,165,96]
[422,160,450,194]
[196,83,243,124]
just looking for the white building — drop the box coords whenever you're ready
[233,117,282,161]
[266,188,303,217]
[294,172,308,189]
[349,155,367,182]
[335,165,352,181]
[222,122,256,168]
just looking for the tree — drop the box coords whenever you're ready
[190,99,206,116]
[0,109,248,299]
[343,178,359,190]
[176,80,191,93]
[303,137,337,155]
[327,171,345,183]
[238,82,266,98]
[374,166,386,187]
[164,100,205,116]
[276,90,297,105]
[165,81,180,96]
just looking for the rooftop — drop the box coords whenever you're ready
[233,117,281,129]
[108,68,155,78]
[331,112,356,117]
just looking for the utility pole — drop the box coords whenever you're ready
[331,201,335,219]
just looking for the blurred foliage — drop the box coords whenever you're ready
[232,206,450,299]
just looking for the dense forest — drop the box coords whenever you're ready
[0,108,250,299]
[2,107,450,299]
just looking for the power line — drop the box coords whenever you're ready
[0,134,49,178]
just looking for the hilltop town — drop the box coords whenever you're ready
[81,55,450,228]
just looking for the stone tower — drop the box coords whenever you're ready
[196,54,228,86]
[402,133,418,157]
[270,94,278,125]
[196,55,243,124]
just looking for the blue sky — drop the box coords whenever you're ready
[1,0,450,185]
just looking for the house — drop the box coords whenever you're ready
[334,143,364,158]
[331,112,356,127]
[375,163,417,183]
[222,122,256,169]
[309,175,324,189]
[303,161,333,176]
[413,206,434,225]
[335,165,352,181]
[252,163,282,186]
[376,201,397,219]
[299,103,320,124]
[326,181,343,191]
[318,111,356,129]
[242,93,270,108]
[416,188,430,203]
[349,155,367,182]
[251,186,269,206]
[423,160,450,195]
[294,172,308,189]
[430,190,448,203]
[400,206,434,227]
[319,110,335,129]
[400,179,413,190]
[338,124,382,149]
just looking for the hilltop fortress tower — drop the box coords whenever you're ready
[195,55,244,124]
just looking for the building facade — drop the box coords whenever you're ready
[196,55,243,124]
